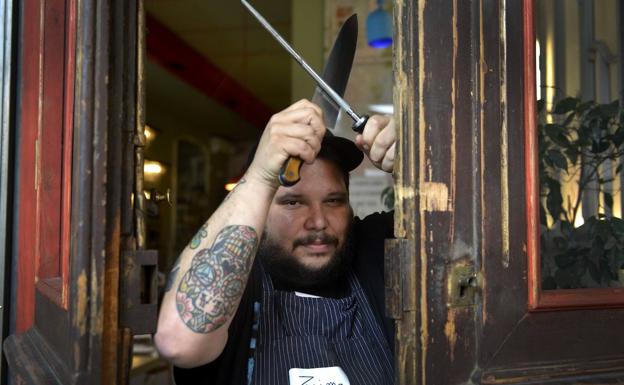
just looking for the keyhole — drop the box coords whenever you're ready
[459,276,477,298]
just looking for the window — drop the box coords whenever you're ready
[528,0,624,308]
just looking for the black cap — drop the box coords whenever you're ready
[317,131,363,173]
[245,131,363,175]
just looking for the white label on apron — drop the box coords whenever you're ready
[288,366,350,385]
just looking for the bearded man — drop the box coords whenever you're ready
[155,99,397,385]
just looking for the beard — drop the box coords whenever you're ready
[257,219,354,292]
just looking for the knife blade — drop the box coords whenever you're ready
[281,14,358,187]
[242,0,368,132]
[241,0,366,186]
[311,14,358,130]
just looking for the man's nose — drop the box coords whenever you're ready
[304,203,328,230]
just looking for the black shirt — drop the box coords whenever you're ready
[173,211,395,385]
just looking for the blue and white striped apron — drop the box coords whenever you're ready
[250,266,394,385]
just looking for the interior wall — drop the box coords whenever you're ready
[563,1,580,98]
[291,0,394,111]
[594,0,620,102]
[291,0,325,102]
[144,60,251,271]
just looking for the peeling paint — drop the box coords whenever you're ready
[418,0,428,383]
[450,0,458,230]
[478,0,487,328]
[91,271,103,336]
[422,182,450,212]
[75,270,87,336]
[481,263,488,324]
[393,0,408,241]
[499,0,510,269]
[396,185,416,201]
[444,310,457,362]
[392,0,420,381]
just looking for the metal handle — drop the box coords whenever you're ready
[352,114,369,133]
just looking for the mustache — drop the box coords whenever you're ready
[293,232,338,248]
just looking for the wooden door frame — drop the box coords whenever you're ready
[389,0,418,383]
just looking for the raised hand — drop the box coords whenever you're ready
[247,99,326,187]
[354,115,396,173]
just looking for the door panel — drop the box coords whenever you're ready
[36,0,74,308]
[13,0,75,327]
[4,1,147,384]
[392,0,624,384]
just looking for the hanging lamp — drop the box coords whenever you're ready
[366,0,392,49]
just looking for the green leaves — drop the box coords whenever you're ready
[553,97,580,114]
[544,123,570,147]
[546,149,568,170]
[539,98,624,290]
[542,215,624,289]
[544,177,564,222]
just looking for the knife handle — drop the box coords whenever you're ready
[279,157,303,186]
[352,114,369,134]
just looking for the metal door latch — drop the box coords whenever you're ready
[448,264,480,308]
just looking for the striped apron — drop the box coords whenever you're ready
[250,266,394,385]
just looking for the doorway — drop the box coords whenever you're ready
[134,0,395,382]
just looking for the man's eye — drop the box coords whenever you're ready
[285,200,300,206]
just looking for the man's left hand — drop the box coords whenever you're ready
[354,115,396,173]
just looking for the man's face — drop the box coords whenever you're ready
[260,158,352,287]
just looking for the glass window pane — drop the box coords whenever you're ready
[536,0,624,290]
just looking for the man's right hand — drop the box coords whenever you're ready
[246,99,326,187]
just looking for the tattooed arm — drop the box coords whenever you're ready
[154,100,326,368]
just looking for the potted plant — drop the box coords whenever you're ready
[539,97,624,289]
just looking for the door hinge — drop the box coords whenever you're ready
[120,249,158,335]
[384,238,413,320]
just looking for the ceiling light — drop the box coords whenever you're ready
[144,160,165,175]
[145,125,156,144]
[367,0,393,49]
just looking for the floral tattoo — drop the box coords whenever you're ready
[176,225,257,333]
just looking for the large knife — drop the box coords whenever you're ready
[241,0,368,186]
[312,14,358,130]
